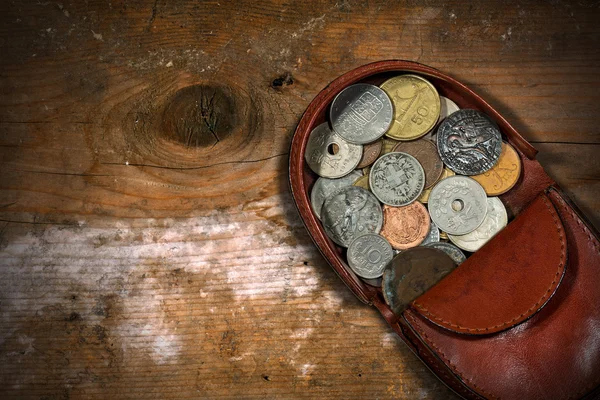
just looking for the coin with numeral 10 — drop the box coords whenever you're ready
[347,234,394,279]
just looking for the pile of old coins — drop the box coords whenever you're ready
[305,74,522,314]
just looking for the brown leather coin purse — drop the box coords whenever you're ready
[289,61,600,400]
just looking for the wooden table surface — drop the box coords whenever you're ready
[1,1,599,398]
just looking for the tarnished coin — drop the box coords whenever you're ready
[347,234,394,279]
[369,152,425,206]
[381,138,400,155]
[380,203,430,250]
[417,168,455,203]
[330,84,393,144]
[321,186,383,247]
[420,220,440,246]
[382,247,457,314]
[380,75,441,141]
[305,123,362,178]
[437,109,503,175]
[428,176,487,235]
[310,171,363,220]
[424,242,466,265]
[471,141,522,196]
[352,175,370,191]
[357,140,383,169]
[392,139,444,189]
[448,197,508,252]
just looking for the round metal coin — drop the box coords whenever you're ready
[439,96,460,121]
[369,152,425,206]
[380,75,441,141]
[321,186,383,247]
[424,242,467,265]
[305,122,362,178]
[330,84,393,144]
[382,247,457,314]
[310,171,362,220]
[347,234,394,279]
[420,220,440,246]
[356,140,383,169]
[352,174,370,191]
[428,176,487,235]
[380,203,430,250]
[437,109,503,175]
[471,141,522,196]
[392,139,444,189]
[448,197,508,252]
[417,168,455,203]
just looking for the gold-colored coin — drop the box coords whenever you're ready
[381,137,400,155]
[380,74,441,141]
[439,231,449,240]
[352,175,370,191]
[417,168,455,203]
[471,142,522,196]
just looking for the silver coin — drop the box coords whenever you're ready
[369,152,425,206]
[428,176,487,235]
[437,109,502,175]
[448,197,508,252]
[310,171,363,220]
[420,220,440,246]
[305,122,362,178]
[424,242,467,265]
[321,186,383,247]
[347,234,394,279]
[330,84,393,144]
[439,96,460,121]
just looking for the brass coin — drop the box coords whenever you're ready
[362,166,371,176]
[380,202,430,250]
[439,230,449,240]
[381,137,400,155]
[380,74,441,141]
[382,247,457,314]
[417,168,455,203]
[352,175,370,191]
[471,141,522,196]
[392,139,444,189]
[357,140,383,169]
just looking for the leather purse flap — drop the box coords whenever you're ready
[409,193,567,335]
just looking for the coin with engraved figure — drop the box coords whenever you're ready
[382,247,457,314]
[331,84,393,144]
[380,203,430,250]
[321,186,383,247]
[347,234,394,279]
[448,197,508,252]
[310,171,362,220]
[305,123,362,178]
[380,75,441,141]
[420,220,441,246]
[369,152,425,206]
[428,176,487,235]
[424,242,467,265]
[357,140,383,169]
[471,141,522,196]
[422,96,460,141]
[392,139,444,189]
[418,168,455,203]
[437,109,503,175]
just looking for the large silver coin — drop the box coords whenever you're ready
[330,84,393,144]
[369,152,425,206]
[305,122,362,178]
[428,176,487,235]
[424,242,467,265]
[420,220,440,246]
[448,197,508,252]
[321,186,383,247]
[437,109,502,175]
[347,234,394,279]
[310,171,362,220]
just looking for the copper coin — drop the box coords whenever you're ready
[382,247,457,314]
[417,168,455,203]
[471,141,522,196]
[356,140,383,169]
[392,139,444,189]
[380,202,430,250]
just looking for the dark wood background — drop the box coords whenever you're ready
[1,1,599,398]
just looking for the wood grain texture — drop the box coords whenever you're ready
[0,0,599,398]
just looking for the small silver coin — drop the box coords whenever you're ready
[321,186,383,247]
[420,220,441,246]
[310,171,363,220]
[347,234,394,279]
[439,96,460,121]
[448,197,508,252]
[437,109,503,175]
[424,242,467,265]
[428,176,487,235]
[305,122,362,178]
[369,152,425,206]
[330,84,393,144]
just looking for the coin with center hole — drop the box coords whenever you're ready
[347,234,394,279]
[305,122,363,178]
[392,139,444,189]
[448,197,508,252]
[310,171,362,220]
[369,152,425,206]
